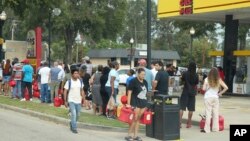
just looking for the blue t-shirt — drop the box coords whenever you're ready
[126,76,135,86]
[22,64,34,82]
[144,67,153,91]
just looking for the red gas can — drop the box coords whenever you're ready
[200,115,224,131]
[140,110,153,125]
[33,85,39,91]
[9,80,16,87]
[33,91,40,98]
[54,97,62,107]
[58,94,64,105]
[118,107,134,124]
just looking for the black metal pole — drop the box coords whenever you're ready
[130,43,132,69]
[0,20,3,62]
[147,0,151,69]
[48,12,51,67]
[191,35,193,59]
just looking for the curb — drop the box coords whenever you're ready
[0,103,128,132]
[0,103,201,132]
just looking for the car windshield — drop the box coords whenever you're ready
[118,69,128,75]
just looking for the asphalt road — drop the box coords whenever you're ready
[0,108,156,141]
[0,107,230,141]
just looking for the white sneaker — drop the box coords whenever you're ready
[29,98,33,101]
[20,98,26,101]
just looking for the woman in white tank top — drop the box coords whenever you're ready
[202,67,228,133]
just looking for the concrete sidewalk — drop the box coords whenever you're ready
[180,93,250,128]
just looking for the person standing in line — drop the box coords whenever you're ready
[126,69,135,96]
[138,59,153,91]
[3,59,12,96]
[80,56,92,75]
[152,61,169,95]
[20,59,34,101]
[62,64,71,88]
[64,68,85,134]
[150,61,158,80]
[36,62,44,91]
[0,62,3,94]
[166,64,174,76]
[79,65,91,110]
[201,67,228,133]
[105,61,120,103]
[38,62,51,103]
[90,65,103,115]
[49,61,62,103]
[125,68,148,141]
[105,61,120,119]
[126,69,135,87]
[58,60,65,87]
[11,58,23,99]
[179,62,199,128]
[100,66,110,116]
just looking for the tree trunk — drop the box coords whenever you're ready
[64,26,75,64]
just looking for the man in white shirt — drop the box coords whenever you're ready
[151,61,158,80]
[64,68,85,134]
[38,62,51,103]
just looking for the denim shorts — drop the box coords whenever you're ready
[3,76,11,83]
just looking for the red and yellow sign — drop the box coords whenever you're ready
[27,58,37,66]
[158,0,250,18]
[179,0,193,15]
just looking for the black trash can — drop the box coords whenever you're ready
[146,101,155,138]
[153,95,180,141]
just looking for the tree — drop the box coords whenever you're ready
[4,0,128,64]
[122,0,157,45]
[93,39,129,49]
[152,20,176,50]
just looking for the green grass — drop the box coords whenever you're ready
[0,96,129,128]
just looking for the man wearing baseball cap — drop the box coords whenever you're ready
[20,59,34,101]
[138,59,153,91]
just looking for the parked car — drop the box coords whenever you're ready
[117,69,130,85]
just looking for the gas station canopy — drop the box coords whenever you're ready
[158,0,250,23]
[157,0,250,94]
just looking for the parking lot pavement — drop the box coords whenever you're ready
[116,85,250,141]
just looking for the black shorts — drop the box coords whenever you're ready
[85,90,92,101]
[131,98,147,109]
[180,91,196,111]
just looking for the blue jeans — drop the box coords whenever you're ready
[105,86,119,103]
[40,84,49,103]
[69,102,81,130]
[12,80,22,98]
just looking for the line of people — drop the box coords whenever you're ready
[0,58,34,101]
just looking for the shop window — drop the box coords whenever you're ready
[120,58,129,65]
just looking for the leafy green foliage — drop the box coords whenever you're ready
[93,39,129,49]
[4,0,128,64]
